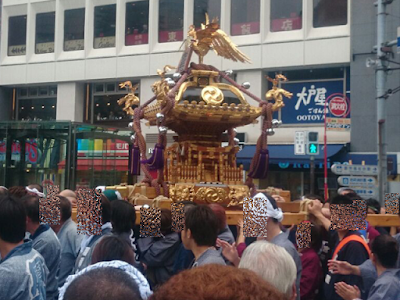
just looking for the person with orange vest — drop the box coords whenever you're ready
[308,195,371,300]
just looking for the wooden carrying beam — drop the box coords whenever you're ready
[71,208,400,227]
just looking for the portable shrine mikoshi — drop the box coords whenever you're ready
[117,15,293,208]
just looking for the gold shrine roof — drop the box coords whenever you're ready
[143,70,262,136]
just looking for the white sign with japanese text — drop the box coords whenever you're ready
[294,131,306,155]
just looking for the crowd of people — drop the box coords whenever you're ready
[0,184,400,300]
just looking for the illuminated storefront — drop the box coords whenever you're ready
[0,121,134,189]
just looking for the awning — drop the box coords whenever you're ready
[237,144,346,169]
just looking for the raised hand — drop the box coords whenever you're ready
[216,239,240,267]
[334,282,361,300]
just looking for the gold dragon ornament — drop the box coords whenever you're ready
[265,74,293,111]
[117,82,140,116]
[187,14,251,64]
[151,65,177,100]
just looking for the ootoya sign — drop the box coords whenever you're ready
[278,80,350,124]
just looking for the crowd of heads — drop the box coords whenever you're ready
[1,184,400,300]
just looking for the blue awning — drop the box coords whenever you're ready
[237,144,346,166]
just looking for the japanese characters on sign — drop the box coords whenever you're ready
[279,80,350,125]
[294,131,306,155]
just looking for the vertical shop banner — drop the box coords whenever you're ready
[279,80,350,125]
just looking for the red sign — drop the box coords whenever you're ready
[231,22,260,36]
[329,95,349,117]
[125,33,149,46]
[271,17,302,32]
[159,31,183,43]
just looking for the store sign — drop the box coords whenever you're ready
[64,39,84,51]
[36,42,54,54]
[8,45,26,56]
[326,117,351,131]
[280,80,350,124]
[94,36,116,49]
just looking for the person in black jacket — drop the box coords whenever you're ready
[137,208,181,289]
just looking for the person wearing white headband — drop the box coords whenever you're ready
[252,193,302,300]
[25,186,45,198]
[0,186,8,196]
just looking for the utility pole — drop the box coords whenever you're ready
[310,156,315,195]
[376,0,389,205]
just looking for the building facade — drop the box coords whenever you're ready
[0,0,357,197]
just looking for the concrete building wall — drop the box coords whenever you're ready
[350,0,400,152]
[0,0,353,145]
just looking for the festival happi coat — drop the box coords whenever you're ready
[118,15,293,208]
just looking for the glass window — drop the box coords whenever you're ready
[8,15,27,56]
[194,0,221,29]
[313,0,347,28]
[270,0,302,32]
[35,12,55,54]
[17,86,57,121]
[20,89,28,97]
[159,0,184,43]
[39,87,48,96]
[49,86,57,96]
[29,88,38,97]
[125,1,149,46]
[106,83,115,92]
[95,84,104,93]
[231,0,260,36]
[18,99,57,121]
[93,82,139,124]
[64,8,85,51]
[94,4,116,49]
[94,94,135,122]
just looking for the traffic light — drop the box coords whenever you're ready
[307,131,319,155]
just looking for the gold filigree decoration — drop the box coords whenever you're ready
[196,187,227,204]
[169,184,195,202]
[227,185,250,207]
[187,13,251,64]
[117,82,140,116]
[265,74,293,112]
[201,86,224,105]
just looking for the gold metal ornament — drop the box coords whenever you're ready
[187,14,251,64]
[201,86,224,105]
[196,187,227,204]
[151,65,177,100]
[117,82,140,116]
[227,185,250,207]
[265,74,293,112]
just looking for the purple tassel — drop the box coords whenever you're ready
[248,149,269,179]
[141,144,164,170]
[129,146,141,175]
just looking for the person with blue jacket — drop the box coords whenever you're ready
[22,194,61,300]
[0,195,48,300]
